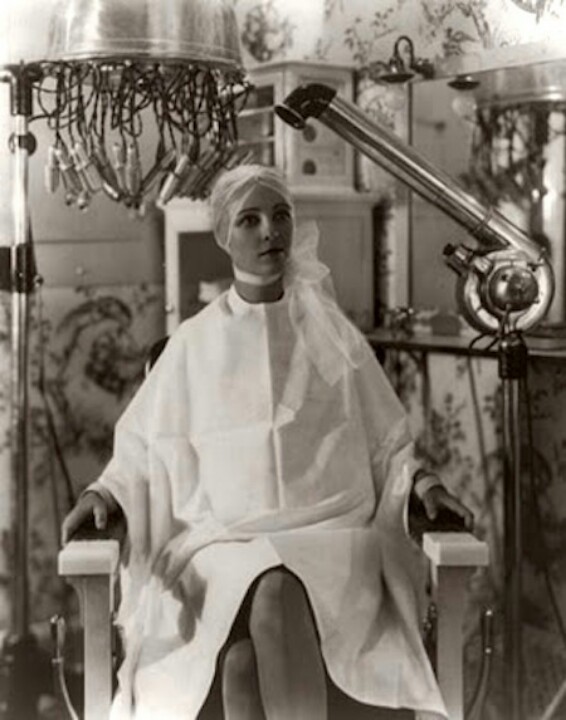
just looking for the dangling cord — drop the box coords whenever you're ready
[65,64,78,147]
[98,65,110,149]
[157,65,179,152]
[84,63,102,151]
[35,283,77,527]
[185,67,200,161]
[50,616,80,720]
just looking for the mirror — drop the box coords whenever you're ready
[410,56,566,326]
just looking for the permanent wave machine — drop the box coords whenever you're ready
[275,82,555,720]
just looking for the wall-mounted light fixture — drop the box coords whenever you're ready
[448,74,481,121]
[447,74,480,91]
[361,35,435,85]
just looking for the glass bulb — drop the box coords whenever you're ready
[384,85,407,112]
[451,93,477,121]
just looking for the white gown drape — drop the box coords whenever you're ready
[98,286,447,719]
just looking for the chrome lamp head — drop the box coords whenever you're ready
[46,0,242,68]
[30,0,251,213]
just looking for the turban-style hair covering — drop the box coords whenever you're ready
[209,164,366,385]
[210,164,293,251]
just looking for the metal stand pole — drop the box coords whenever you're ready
[274,77,554,720]
[0,62,45,720]
[498,331,528,720]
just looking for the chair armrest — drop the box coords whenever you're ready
[58,539,120,577]
[59,517,124,720]
[422,530,489,720]
[422,531,489,568]
[59,510,124,577]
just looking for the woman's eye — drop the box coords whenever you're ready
[274,209,291,222]
[238,214,260,227]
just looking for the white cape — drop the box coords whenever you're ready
[98,286,447,719]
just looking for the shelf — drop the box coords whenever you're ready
[238,106,274,118]
[237,137,275,146]
[366,327,566,360]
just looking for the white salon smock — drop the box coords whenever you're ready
[97,285,447,719]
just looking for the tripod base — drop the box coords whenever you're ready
[0,632,50,720]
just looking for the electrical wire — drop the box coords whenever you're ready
[466,354,503,576]
[468,332,490,352]
[53,660,79,720]
[540,677,566,720]
[35,286,77,525]
[30,60,251,208]
[522,369,566,719]
[523,369,566,653]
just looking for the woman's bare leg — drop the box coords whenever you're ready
[222,638,265,720]
[249,569,327,720]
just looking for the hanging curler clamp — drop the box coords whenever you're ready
[72,141,104,194]
[112,141,129,195]
[158,152,192,205]
[140,147,176,198]
[44,145,60,194]
[54,144,83,201]
[125,141,143,198]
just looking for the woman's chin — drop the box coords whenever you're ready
[258,256,286,275]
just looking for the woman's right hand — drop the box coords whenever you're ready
[61,492,110,545]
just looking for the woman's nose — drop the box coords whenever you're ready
[260,217,275,240]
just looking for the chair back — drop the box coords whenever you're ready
[144,336,170,377]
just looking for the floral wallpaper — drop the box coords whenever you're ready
[1,0,566,718]
[236,0,566,68]
[24,283,164,625]
[381,348,566,718]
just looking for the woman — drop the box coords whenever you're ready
[62,164,473,720]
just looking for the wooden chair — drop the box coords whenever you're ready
[57,338,490,719]
[58,501,489,720]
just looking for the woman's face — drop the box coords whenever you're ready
[227,184,293,277]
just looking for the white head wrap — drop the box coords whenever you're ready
[209,164,366,384]
[210,164,295,254]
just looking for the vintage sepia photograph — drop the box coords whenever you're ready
[1,1,566,718]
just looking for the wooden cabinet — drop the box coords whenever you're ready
[240,61,355,194]
[163,191,377,334]
[163,61,377,335]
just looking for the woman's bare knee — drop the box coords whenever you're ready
[248,570,327,719]
[222,639,265,720]
[249,569,307,638]
[223,638,255,681]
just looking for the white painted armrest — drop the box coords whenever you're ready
[59,540,120,576]
[423,531,489,568]
[59,540,120,720]
[422,532,489,720]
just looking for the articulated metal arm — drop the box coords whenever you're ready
[276,84,554,332]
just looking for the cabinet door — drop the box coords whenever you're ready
[295,197,375,330]
[165,197,376,334]
[164,200,232,334]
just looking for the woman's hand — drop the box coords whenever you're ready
[61,492,110,545]
[420,485,474,532]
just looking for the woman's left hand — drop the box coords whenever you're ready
[420,485,474,531]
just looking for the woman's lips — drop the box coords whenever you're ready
[259,248,285,257]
